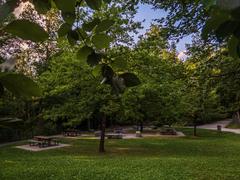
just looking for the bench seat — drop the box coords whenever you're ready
[28,140,47,148]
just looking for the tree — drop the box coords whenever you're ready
[184,35,228,135]
[142,0,207,40]
[120,25,186,130]
[1,0,142,152]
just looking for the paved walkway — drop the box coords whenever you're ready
[198,119,240,134]
[0,140,25,148]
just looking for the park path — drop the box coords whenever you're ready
[198,119,240,134]
[0,140,25,148]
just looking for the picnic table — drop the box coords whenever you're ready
[29,136,59,148]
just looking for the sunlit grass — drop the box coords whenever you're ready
[0,128,240,180]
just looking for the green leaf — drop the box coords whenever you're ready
[67,30,79,45]
[77,46,93,61]
[92,33,112,49]
[58,23,71,37]
[201,9,230,40]
[87,52,102,66]
[119,73,140,87]
[82,18,101,32]
[77,28,88,40]
[102,65,114,78]
[32,0,51,14]
[85,0,102,10]
[233,24,240,38]
[0,0,18,23]
[92,64,102,77]
[231,7,240,20]
[62,12,76,24]
[215,21,238,40]
[54,0,76,12]
[95,19,115,33]
[228,35,240,58]
[4,20,49,42]
[0,73,42,98]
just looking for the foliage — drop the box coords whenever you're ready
[202,3,240,59]
[0,72,42,98]
[4,19,49,42]
[119,25,187,126]
[142,0,206,39]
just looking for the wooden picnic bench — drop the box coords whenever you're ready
[29,136,60,148]
[28,139,47,148]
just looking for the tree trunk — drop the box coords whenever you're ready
[87,119,91,131]
[194,123,197,136]
[232,110,240,124]
[140,121,143,133]
[99,114,106,153]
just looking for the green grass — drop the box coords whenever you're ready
[1,128,240,180]
[226,122,240,129]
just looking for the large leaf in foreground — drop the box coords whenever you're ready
[85,0,102,10]
[87,52,102,66]
[82,18,101,32]
[4,20,49,42]
[92,34,112,49]
[54,0,76,12]
[77,46,94,61]
[201,10,230,40]
[58,23,71,37]
[67,30,79,45]
[0,73,42,98]
[119,73,140,87]
[95,19,115,33]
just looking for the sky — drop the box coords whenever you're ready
[134,4,192,58]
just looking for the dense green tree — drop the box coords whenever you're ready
[120,25,186,129]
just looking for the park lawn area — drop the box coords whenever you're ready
[0,128,240,180]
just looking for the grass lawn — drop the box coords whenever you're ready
[226,123,240,129]
[1,128,240,180]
